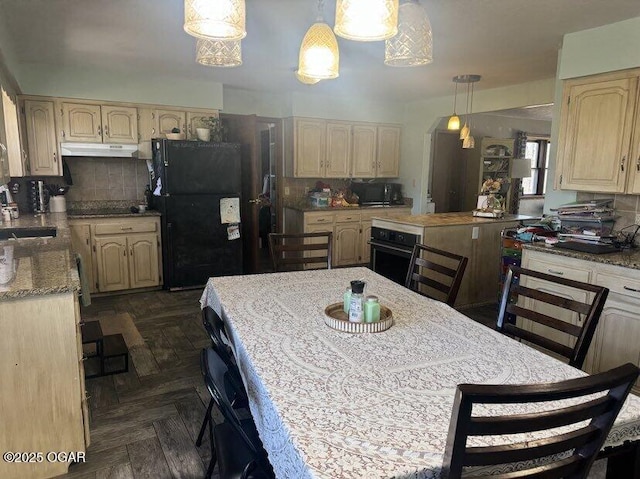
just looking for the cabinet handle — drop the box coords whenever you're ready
[61,130,65,138]
[104,125,109,137]
[317,219,325,222]
[123,249,127,257]
[53,152,57,163]
[623,285,640,293]
[85,238,89,245]
[621,156,626,172]
[637,155,640,172]
[547,269,564,275]
[120,227,133,230]
[152,128,156,135]
[130,247,134,256]
[98,125,102,137]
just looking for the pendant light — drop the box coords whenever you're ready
[184,0,246,41]
[196,38,242,67]
[447,79,460,130]
[335,0,399,41]
[462,76,480,149]
[384,0,432,67]
[297,0,339,81]
[295,70,321,85]
[459,81,470,140]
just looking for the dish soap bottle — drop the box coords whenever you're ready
[348,280,365,323]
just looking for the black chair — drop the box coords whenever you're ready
[197,307,248,451]
[268,232,332,272]
[405,243,468,307]
[496,265,609,369]
[442,363,639,479]
[199,348,274,479]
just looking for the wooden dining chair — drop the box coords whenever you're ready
[199,348,274,479]
[268,232,333,272]
[441,362,639,479]
[496,265,609,369]
[405,243,468,307]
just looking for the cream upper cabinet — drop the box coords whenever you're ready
[23,99,61,176]
[351,124,377,177]
[186,110,218,140]
[376,125,401,178]
[155,109,187,137]
[62,102,137,144]
[558,71,638,193]
[326,121,351,178]
[101,105,138,144]
[626,91,640,194]
[294,118,326,177]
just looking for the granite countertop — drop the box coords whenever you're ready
[284,204,412,213]
[375,212,538,228]
[67,208,161,219]
[0,213,80,300]
[524,242,640,270]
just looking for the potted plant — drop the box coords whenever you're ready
[197,117,227,142]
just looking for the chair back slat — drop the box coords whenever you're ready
[514,284,593,315]
[468,396,615,436]
[497,265,609,369]
[442,363,639,479]
[405,243,468,307]
[268,232,332,272]
[506,303,583,337]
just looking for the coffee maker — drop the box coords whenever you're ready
[28,180,48,213]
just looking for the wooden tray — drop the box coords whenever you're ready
[324,303,393,333]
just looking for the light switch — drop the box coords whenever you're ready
[471,226,479,239]
[284,187,290,196]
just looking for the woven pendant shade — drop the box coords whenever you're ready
[196,38,242,67]
[459,123,469,140]
[184,0,246,40]
[384,0,432,67]
[296,70,321,85]
[335,0,399,41]
[298,22,339,80]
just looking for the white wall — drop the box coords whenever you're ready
[14,63,224,109]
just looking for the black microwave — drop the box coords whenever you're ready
[350,182,403,206]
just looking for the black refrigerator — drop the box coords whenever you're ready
[150,139,243,290]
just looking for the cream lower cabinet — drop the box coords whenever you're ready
[0,291,88,479]
[334,211,362,266]
[69,223,96,294]
[522,248,640,390]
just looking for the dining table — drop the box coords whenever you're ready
[199,267,640,479]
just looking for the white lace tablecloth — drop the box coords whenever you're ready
[199,267,640,479]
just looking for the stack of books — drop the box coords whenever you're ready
[551,199,615,221]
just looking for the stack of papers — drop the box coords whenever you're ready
[551,199,615,221]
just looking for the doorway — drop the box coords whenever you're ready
[220,114,283,274]
[430,130,467,213]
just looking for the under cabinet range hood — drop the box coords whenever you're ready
[60,142,139,158]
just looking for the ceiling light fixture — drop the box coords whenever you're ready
[196,38,242,67]
[184,0,246,40]
[297,0,339,81]
[447,80,460,130]
[462,75,480,149]
[384,0,432,67]
[460,81,471,140]
[334,0,399,41]
[295,70,321,85]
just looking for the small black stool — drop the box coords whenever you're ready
[100,334,129,376]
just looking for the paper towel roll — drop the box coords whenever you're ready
[50,196,66,213]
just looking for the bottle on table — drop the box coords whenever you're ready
[364,296,380,323]
[343,287,352,314]
[348,280,365,323]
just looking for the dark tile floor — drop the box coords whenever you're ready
[58,289,496,479]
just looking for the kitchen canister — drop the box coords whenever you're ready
[49,196,67,213]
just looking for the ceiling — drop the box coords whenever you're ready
[0,0,639,103]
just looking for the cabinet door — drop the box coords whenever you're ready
[294,118,325,177]
[186,110,218,140]
[24,100,61,176]
[304,223,334,268]
[62,103,102,143]
[325,122,351,178]
[360,221,373,265]
[351,124,377,178]
[155,109,186,137]
[376,125,401,178]
[101,105,138,144]
[69,224,96,294]
[626,93,640,193]
[95,236,129,292]
[335,223,361,267]
[559,76,637,192]
[128,234,160,289]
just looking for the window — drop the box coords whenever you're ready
[521,138,550,195]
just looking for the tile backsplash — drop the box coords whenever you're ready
[65,157,150,202]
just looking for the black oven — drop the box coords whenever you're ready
[369,227,420,285]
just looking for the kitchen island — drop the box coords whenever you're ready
[371,212,537,308]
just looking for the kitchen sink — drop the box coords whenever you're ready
[0,227,58,240]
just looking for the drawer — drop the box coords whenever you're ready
[526,257,590,282]
[334,211,361,223]
[595,271,640,299]
[361,210,388,221]
[94,221,158,235]
[304,213,334,226]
